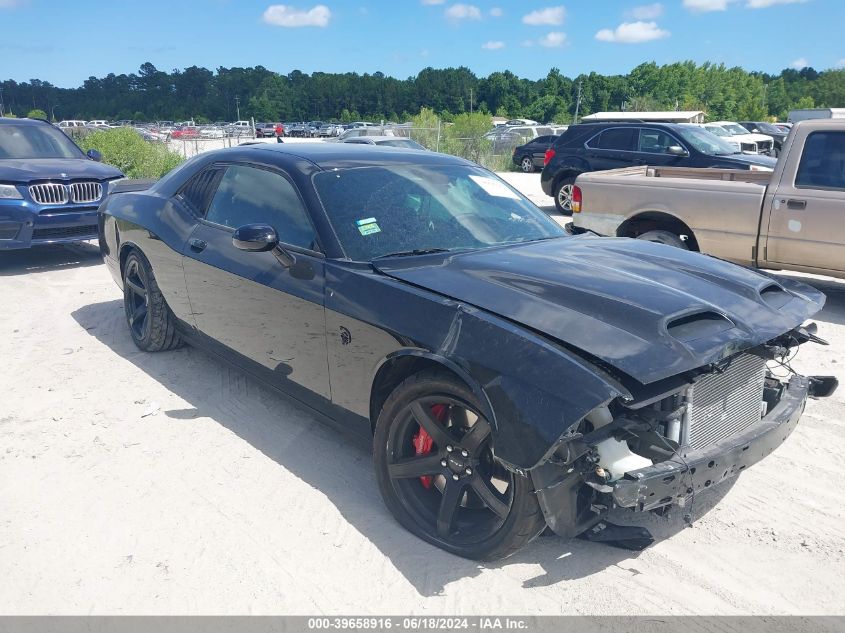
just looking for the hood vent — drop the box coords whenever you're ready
[667,311,734,343]
[760,283,792,309]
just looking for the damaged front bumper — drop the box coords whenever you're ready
[613,374,808,512]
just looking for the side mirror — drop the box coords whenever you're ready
[666,145,689,157]
[232,223,278,252]
[87,148,102,162]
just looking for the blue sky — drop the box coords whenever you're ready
[0,0,842,87]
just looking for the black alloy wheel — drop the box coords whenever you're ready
[124,256,150,341]
[122,250,183,352]
[374,371,545,560]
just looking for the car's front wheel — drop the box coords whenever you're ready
[373,370,546,560]
[123,250,183,352]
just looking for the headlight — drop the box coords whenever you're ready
[0,184,23,200]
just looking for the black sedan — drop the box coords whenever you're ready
[99,144,833,560]
[511,135,558,173]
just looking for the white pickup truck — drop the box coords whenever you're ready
[571,119,845,279]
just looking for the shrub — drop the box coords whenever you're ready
[442,112,493,164]
[26,109,48,120]
[79,128,184,178]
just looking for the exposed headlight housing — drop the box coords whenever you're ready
[0,184,23,200]
[749,165,774,172]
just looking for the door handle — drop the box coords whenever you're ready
[189,238,207,253]
[786,199,806,210]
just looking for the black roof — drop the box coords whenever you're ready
[246,142,469,170]
[0,117,48,126]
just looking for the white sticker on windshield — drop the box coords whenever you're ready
[469,175,521,200]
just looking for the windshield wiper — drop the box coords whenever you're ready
[372,248,452,259]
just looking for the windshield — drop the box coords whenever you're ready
[676,126,739,156]
[723,123,749,136]
[704,125,730,137]
[755,122,782,135]
[0,124,85,160]
[313,164,564,261]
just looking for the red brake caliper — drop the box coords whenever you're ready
[413,404,448,489]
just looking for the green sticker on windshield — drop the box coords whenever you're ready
[356,217,381,235]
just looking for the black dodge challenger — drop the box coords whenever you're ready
[99,143,836,560]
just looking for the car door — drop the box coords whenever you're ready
[583,127,638,171]
[182,162,332,400]
[764,130,845,274]
[635,128,688,167]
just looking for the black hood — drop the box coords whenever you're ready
[375,236,824,384]
[0,158,123,182]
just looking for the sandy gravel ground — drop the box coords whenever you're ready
[0,174,843,615]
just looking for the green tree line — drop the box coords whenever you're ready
[2,61,842,124]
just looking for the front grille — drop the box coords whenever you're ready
[740,142,757,153]
[32,225,97,240]
[70,182,103,203]
[757,141,772,153]
[685,353,767,450]
[29,183,69,205]
[29,181,103,205]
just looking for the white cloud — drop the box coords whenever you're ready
[538,31,567,47]
[421,0,445,4]
[262,4,331,27]
[626,3,664,19]
[481,40,505,50]
[522,6,566,26]
[791,57,809,69]
[490,7,503,17]
[747,0,808,6]
[445,3,481,20]
[595,21,670,43]
[683,0,733,12]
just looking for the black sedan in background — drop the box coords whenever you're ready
[511,135,559,173]
[99,143,831,560]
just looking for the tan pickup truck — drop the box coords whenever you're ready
[571,119,845,279]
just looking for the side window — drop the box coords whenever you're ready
[795,132,845,190]
[205,165,317,250]
[638,129,678,153]
[177,166,224,216]
[598,128,636,151]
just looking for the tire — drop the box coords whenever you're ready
[373,370,546,560]
[122,250,183,352]
[552,175,578,214]
[520,156,535,173]
[637,229,689,250]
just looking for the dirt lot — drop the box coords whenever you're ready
[1,175,844,615]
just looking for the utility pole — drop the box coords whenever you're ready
[235,96,241,121]
[573,80,582,124]
[469,88,473,113]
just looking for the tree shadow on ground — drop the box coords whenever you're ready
[72,298,728,596]
[0,241,102,277]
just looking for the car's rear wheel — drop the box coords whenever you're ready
[637,229,689,250]
[520,156,535,173]
[553,175,577,214]
[123,250,183,352]
[373,370,546,560]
